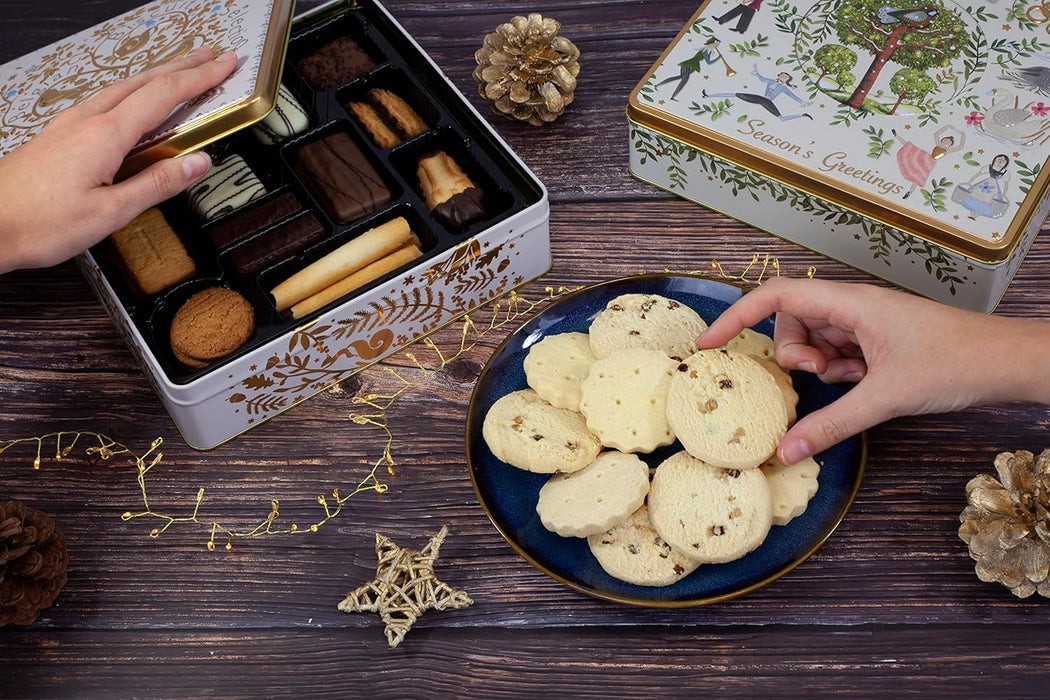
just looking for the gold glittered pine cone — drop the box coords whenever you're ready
[958,450,1050,599]
[473,13,580,126]
[0,500,69,626]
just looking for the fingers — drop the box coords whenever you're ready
[100,151,212,231]
[777,379,887,464]
[72,47,218,119]
[106,51,238,152]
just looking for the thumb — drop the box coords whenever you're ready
[106,151,212,227]
[777,381,885,464]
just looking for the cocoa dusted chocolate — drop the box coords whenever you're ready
[297,35,376,91]
[293,131,392,224]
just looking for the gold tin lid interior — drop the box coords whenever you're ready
[628,0,1050,264]
[0,0,296,179]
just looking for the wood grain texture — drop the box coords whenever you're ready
[2,0,1050,694]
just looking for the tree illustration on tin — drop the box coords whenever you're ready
[888,67,936,114]
[813,45,857,87]
[833,0,967,111]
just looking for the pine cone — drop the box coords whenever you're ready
[0,501,68,626]
[958,450,1050,598]
[473,13,580,126]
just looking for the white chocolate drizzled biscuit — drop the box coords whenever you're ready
[252,84,310,145]
[186,153,266,221]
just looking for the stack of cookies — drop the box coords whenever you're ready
[482,293,820,587]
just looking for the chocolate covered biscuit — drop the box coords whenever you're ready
[186,153,266,222]
[110,208,195,296]
[293,131,392,224]
[417,151,486,229]
[297,36,376,91]
[227,213,326,278]
[207,191,304,249]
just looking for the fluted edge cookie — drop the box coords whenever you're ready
[648,450,772,564]
[536,451,650,537]
[523,332,596,411]
[482,389,601,474]
[755,358,799,425]
[587,504,700,586]
[760,454,820,526]
[588,293,708,361]
[579,348,678,453]
[666,349,789,470]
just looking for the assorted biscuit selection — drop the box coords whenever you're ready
[481,292,821,587]
[92,16,517,381]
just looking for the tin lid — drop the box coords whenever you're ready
[0,0,296,179]
[628,0,1050,264]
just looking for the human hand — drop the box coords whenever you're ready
[696,277,1046,464]
[0,48,238,273]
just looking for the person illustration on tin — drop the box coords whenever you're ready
[954,154,1011,220]
[654,37,725,101]
[702,66,813,121]
[715,0,765,34]
[891,125,964,200]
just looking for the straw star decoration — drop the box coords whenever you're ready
[338,526,473,647]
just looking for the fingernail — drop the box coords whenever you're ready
[843,371,865,383]
[216,51,237,64]
[191,46,213,57]
[801,361,818,373]
[180,151,211,180]
[779,438,812,465]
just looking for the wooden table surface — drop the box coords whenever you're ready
[3,0,1050,696]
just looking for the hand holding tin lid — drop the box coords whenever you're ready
[0,48,237,274]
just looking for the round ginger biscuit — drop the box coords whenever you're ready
[589,293,707,361]
[665,349,789,470]
[169,287,255,365]
[523,332,596,411]
[482,389,601,474]
[760,454,820,526]
[579,348,677,453]
[536,450,650,537]
[587,504,700,586]
[648,450,773,564]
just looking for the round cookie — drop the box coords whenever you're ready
[587,504,700,587]
[523,332,596,411]
[588,293,708,360]
[536,451,650,537]
[755,358,799,425]
[482,389,601,474]
[760,454,820,526]
[724,328,775,361]
[579,348,677,453]
[169,287,255,367]
[648,450,773,564]
[665,349,789,470]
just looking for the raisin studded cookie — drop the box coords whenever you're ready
[724,328,775,361]
[482,389,601,474]
[648,450,773,564]
[759,454,820,526]
[755,358,799,425]
[588,293,708,361]
[587,504,700,587]
[579,348,678,453]
[523,332,596,411]
[535,451,650,537]
[665,349,789,470]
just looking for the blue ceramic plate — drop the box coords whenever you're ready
[466,274,866,606]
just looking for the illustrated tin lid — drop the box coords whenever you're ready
[627,0,1050,264]
[0,0,296,179]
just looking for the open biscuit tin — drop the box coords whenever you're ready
[628,0,1050,311]
[1,0,550,448]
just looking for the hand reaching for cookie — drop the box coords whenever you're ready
[0,48,238,274]
[697,277,1050,465]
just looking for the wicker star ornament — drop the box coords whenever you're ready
[338,526,473,647]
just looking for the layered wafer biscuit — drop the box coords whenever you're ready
[417,151,486,229]
[289,243,422,319]
[270,216,418,311]
[110,208,195,295]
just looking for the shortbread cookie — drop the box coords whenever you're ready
[724,328,775,361]
[756,358,799,425]
[648,450,773,564]
[535,451,650,537]
[252,84,310,144]
[587,504,700,586]
[482,389,601,474]
[760,454,820,526]
[588,293,708,360]
[169,287,255,368]
[579,348,677,453]
[348,101,401,149]
[186,153,267,221]
[110,208,195,296]
[523,332,596,411]
[370,88,428,137]
[666,349,789,470]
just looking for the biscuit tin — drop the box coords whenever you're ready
[628,0,1050,311]
[5,0,550,448]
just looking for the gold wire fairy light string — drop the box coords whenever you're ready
[4,259,803,547]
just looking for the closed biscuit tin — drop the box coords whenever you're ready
[2,0,550,448]
[628,0,1050,311]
